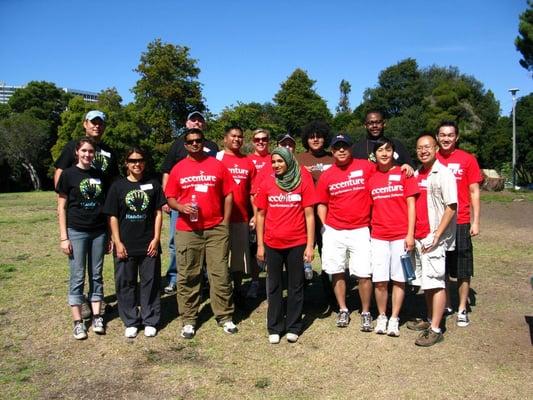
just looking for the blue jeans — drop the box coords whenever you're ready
[67,228,107,306]
[165,210,178,285]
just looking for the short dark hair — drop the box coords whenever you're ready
[372,136,395,154]
[184,128,204,141]
[300,120,331,150]
[416,132,437,144]
[438,120,459,136]
[365,109,385,122]
[75,137,96,152]
[225,125,243,136]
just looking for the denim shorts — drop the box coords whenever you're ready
[67,228,107,306]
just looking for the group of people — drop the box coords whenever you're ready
[55,108,481,347]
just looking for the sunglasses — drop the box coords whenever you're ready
[253,137,269,143]
[127,158,145,164]
[185,139,203,145]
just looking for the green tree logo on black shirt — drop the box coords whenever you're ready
[79,178,103,209]
[125,190,150,212]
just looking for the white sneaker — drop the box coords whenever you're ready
[457,309,470,327]
[222,321,238,334]
[374,314,388,334]
[181,324,195,339]
[387,317,400,337]
[125,326,138,338]
[144,326,157,337]
[268,334,280,344]
[286,333,299,343]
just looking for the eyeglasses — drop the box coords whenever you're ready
[253,137,269,143]
[185,139,203,145]
[416,145,435,152]
[127,158,145,164]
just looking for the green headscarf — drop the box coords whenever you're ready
[271,147,301,192]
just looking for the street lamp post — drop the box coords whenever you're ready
[509,88,519,189]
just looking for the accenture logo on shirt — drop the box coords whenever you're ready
[329,176,365,191]
[180,171,217,185]
[371,184,404,195]
[228,164,250,176]
[268,193,301,203]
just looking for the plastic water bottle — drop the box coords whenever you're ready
[190,194,199,222]
[400,252,416,282]
[304,262,313,280]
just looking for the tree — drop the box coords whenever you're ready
[516,0,533,74]
[0,113,50,190]
[132,38,205,165]
[336,79,352,113]
[273,68,332,136]
[515,93,533,184]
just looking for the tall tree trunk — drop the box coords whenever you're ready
[21,161,41,190]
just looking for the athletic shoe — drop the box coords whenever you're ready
[387,317,400,337]
[336,309,350,328]
[360,312,373,332]
[222,321,238,334]
[286,333,299,343]
[73,321,87,340]
[444,307,454,316]
[374,314,388,334]
[246,281,259,299]
[268,334,280,344]
[415,328,444,347]
[144,326,157,337]
[125,326,138,338]
[181,324,195,339]
[457,309,470,327]
[164,283,177,294]
[92,315,105,334]
[406,318,431,331]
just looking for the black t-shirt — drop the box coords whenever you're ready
[103,177,167,256]
[351,136,413,167]
[55,139,120,182]
[160,137,219,173]
[56,166,107,231]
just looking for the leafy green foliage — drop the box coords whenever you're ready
[336,79,352,113]
[273,68,332,136]
[516,0,533,73]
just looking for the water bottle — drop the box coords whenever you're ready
[257,259,267,272]
[304,261,313,280]
[190,194,199,222]
[400,252,416,282]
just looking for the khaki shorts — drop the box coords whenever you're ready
[412,237,446,290]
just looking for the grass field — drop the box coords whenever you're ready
[0,191,532,399]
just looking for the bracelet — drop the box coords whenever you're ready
[61,238,69,241]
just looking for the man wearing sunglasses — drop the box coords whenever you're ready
[160,111,218,294]
[165,128,237,339]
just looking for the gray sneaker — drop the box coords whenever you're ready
[336,310,350,328]
[360,312,373,332]
[92,315,105,334]
[73,321,87,340]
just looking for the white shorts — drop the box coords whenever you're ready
[322,225,371,277]
[229,222,251,274]
[412,237,446,290]
[371,238,406,282]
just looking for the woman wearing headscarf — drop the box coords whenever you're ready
[255,147,315,344]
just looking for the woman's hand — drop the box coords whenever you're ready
[404,234,415,252]
[147,238,159,257]
[60,239,72,256]
[303,245,314,263]
[256,244,265,262]
[115,241,128,259]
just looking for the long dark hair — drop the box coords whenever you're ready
[123,146,153,178]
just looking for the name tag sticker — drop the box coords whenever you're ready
[99,150,111,158]
[288,194,302,202]
[195,185,208,193]
[420,179,428,188]
[350,170,363,178]
[393,151,399,160]
[203,146,211,153]
[140,184,153,191]
[323,164,332,171]
[389,175,401,182]
[89,178,101,185]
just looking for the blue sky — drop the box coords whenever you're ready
[1,0,531,116]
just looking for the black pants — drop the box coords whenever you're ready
[114,255,161,327]
[266,244,305,335]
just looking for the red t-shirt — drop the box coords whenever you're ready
[415,168,431,239]
[437,149,482,224]
[368,167,419,240]
[315,158,375,230]
[165,156,234,231]
[218,152,256,223]
[252,162,313,197]
[255,172,315,249]
[248,153,270,173]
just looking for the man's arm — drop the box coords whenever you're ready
[222,193,233,225]
[54,168,63,188]
[469,182,480,236]
[317,204,328,226]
